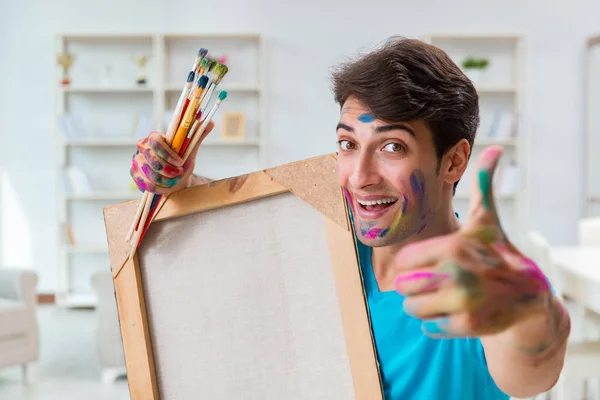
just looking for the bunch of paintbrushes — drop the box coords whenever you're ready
[126,48,229,259]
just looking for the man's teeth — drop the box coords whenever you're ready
[357,198,397,206]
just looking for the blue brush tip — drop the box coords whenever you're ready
[187,71,195,82]
[198,75,209,88]
[199,48,208,57]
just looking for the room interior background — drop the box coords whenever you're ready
[0,0,598,298]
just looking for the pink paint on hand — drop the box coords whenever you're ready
[522,257,551,292]
[396,271,438,283]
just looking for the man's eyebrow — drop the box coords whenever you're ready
[336,123,354,132]
[374,123,415,137]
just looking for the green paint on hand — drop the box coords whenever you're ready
[479,169,492,210]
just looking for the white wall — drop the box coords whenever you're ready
[1,0,598,292]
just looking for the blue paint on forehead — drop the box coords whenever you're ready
[358,113,376,123]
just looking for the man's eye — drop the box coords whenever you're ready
[338,140,356,150]
[383,143,405,153]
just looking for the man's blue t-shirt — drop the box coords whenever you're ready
[356,240,510,400]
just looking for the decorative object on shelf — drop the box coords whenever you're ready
[461,56,489,85]
[221,112,246,141]
[134,54,150,85]
[57,51,75,86]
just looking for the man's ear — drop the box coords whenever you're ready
[442,139,471,185]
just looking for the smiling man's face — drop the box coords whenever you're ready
[335,96,447,247]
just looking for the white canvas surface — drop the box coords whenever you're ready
[138,192,356,399]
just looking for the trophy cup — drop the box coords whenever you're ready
[57,52,74,86]
[134,54,149,85]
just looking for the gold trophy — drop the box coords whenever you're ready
[57,52,74,86]
[134,54,149,85]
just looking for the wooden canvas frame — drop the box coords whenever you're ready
[103,153,382,399]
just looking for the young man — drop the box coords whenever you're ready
[131,37,570,399]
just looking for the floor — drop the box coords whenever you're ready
[0,305,130,400]
[1,303,600,400]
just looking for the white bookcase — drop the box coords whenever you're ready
[586,35,600,217]
[54,33,266,307]
[422,34,527,246]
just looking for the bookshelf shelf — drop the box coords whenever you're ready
[65,192,139,201]
[55,32,266,307]
[476,85,517,93]
[424,33,526,245]
[165,83,260,92]
[474,138,518,146]
[454,192,516,200]
[61,86,153,93]
[64,138,138,147]
[63,244,109,254]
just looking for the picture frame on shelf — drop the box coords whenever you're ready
[220,112,246,141]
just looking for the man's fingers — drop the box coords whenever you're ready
[141,148,183,179]
[403,289,468,320]
[466,145,504,228]
[395,235,454,268]
[395,270,452,296]
[148,133,185,167]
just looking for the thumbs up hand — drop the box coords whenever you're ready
[394,146,551,338]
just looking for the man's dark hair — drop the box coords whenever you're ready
[331,36,479,192]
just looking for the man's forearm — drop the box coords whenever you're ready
[482,294,570,398]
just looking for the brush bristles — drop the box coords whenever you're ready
[218,90,228,101]
[186,70,195,82]
[198,75,209,88]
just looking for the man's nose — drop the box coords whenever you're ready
[349,153,381,189]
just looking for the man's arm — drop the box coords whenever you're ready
[482,293,570,398]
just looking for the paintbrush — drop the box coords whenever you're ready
[126,70,195,242]
[183,90,228,161]
[171,75,209,153]
[128,90,229,260]
[200,64,229,114]
[128,75,209,248]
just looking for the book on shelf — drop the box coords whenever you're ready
[59,113,88,139]
[63,166,93,195]
[133,112,154,141]
[495,161,521,196]
[486,111,518,140]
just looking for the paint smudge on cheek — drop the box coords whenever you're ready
[359,221,389,239]
[389,192,409,235]
[416,223,427,234]
[409,170,426,215]
[357,113,376,123]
